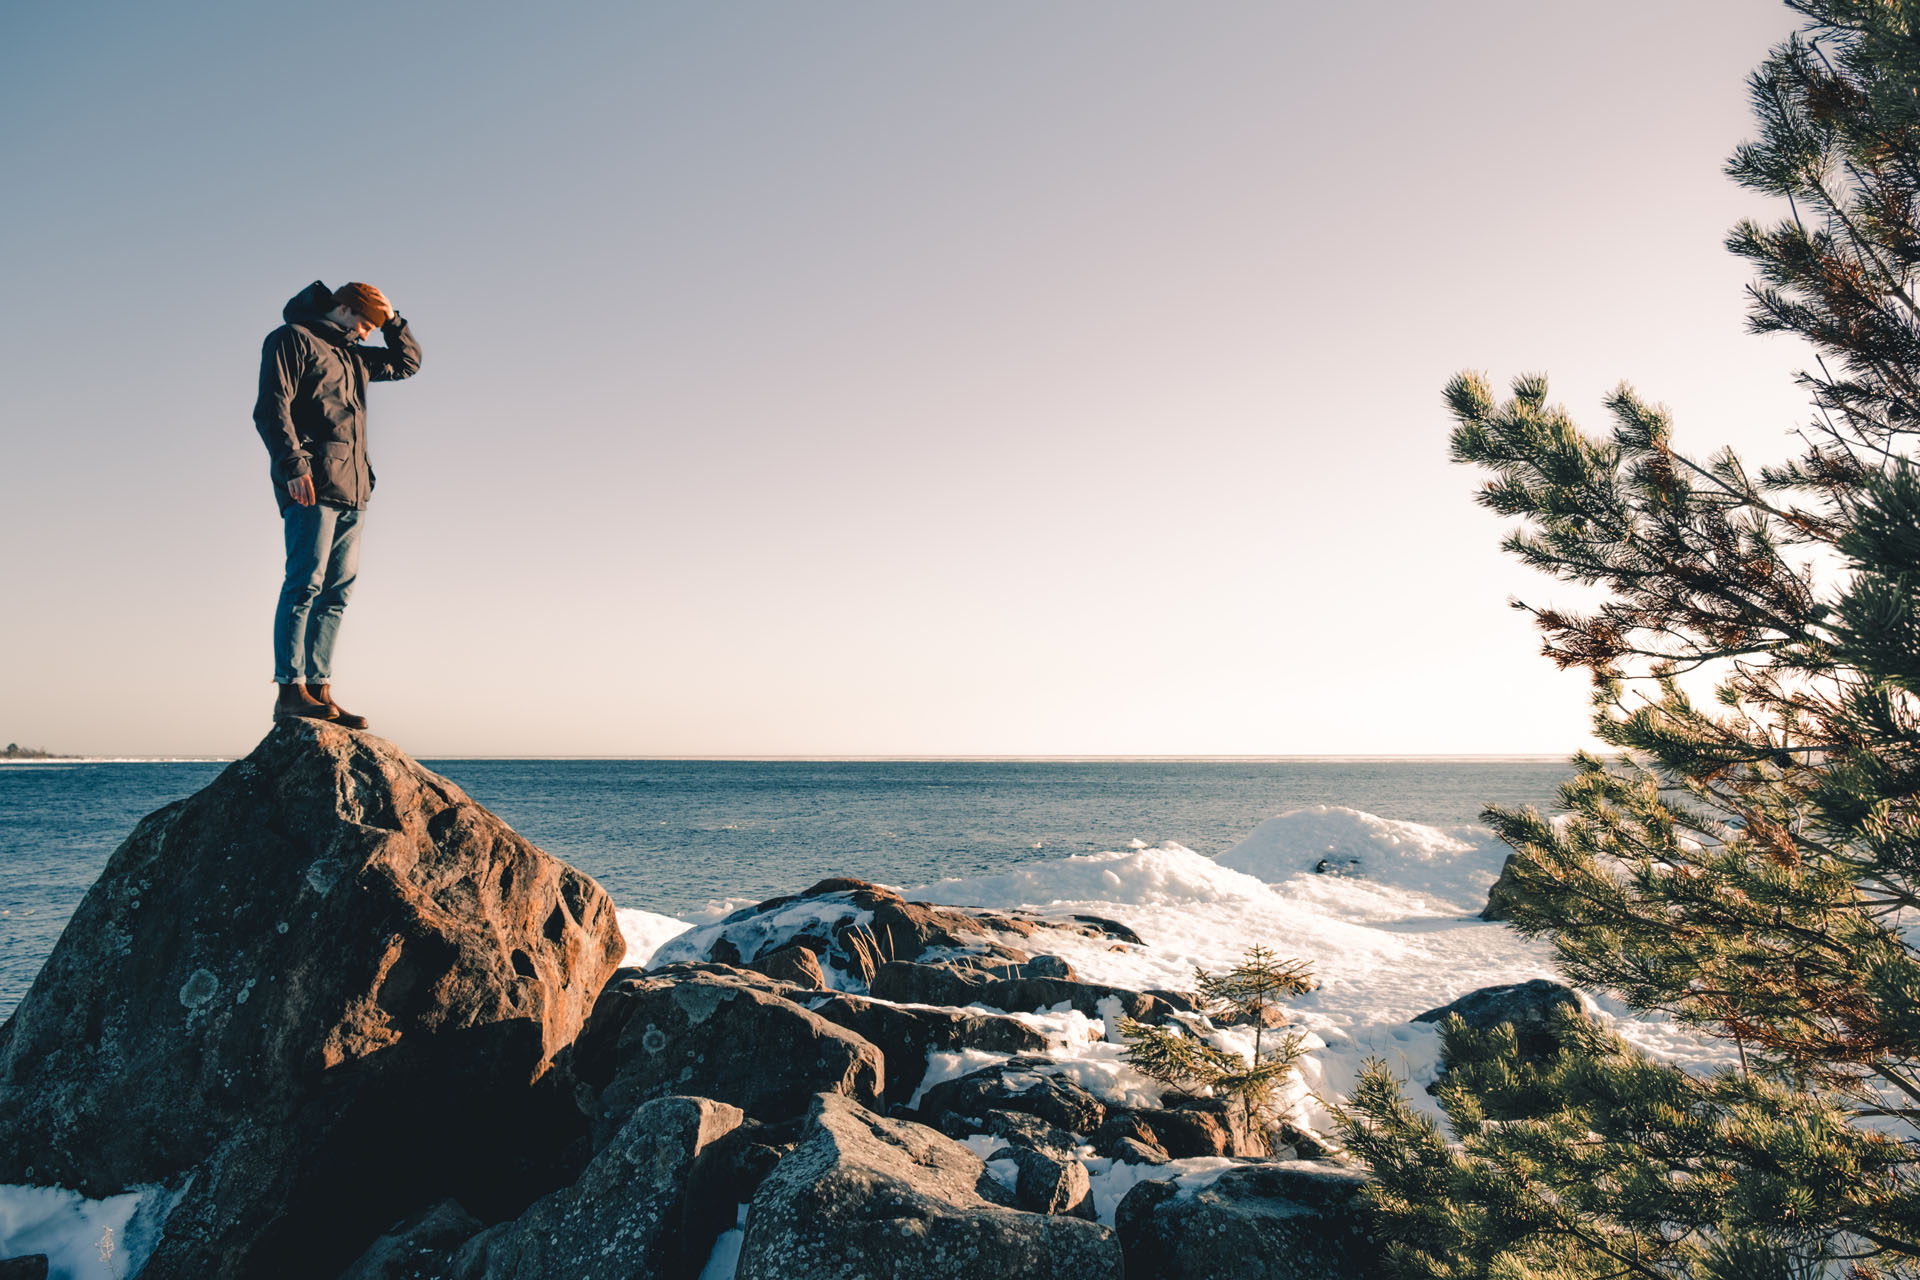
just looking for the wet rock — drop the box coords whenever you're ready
[752,944,825,989]
[565,967,883,1142]
[0,719,625,1280]
[735,1093,1122,1280]
[336,1200,482,1280]
[448,1096,744,1280]
[915,1056,1107,1137]
[1413,978,1585,1064]
[991,1145,1095,1219]
[1114,1162,1383,1279]
[803,991,1048,1105]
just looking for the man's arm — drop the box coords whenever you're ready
[252,327,312,486]
[359,313,422,382]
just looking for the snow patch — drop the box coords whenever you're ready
[615,908,694,969]
[915,841,1277,914]
[0,1183,174,1280]
[695,1203,749,1280]
[1217,806,1506,912]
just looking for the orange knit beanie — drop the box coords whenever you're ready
[331,282,393,326]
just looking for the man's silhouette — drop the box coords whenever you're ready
[253,281,421,728]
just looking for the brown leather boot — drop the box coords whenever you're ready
[305,683,369,730]
[274,682,337,721]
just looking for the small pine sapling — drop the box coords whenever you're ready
[1195,945,1312,1133]
[1115,1017,1246,1099]
[1120,944,1312,1139]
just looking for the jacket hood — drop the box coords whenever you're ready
[282,281,349,341]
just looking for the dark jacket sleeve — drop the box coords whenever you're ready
[252,327,311,480]
[360,315,422,382]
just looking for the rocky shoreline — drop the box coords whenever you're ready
[0,720,1567,1279]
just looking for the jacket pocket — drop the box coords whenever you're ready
[312,442,356,498]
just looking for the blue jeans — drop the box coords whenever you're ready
[273,502,364,685]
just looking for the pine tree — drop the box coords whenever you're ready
[1120,945,1311,1137]
[1117,1017,1248,1098]
[1338,3,1920,1275]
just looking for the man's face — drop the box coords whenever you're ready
[326,305,375,341]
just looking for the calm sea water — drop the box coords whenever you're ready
[0,758,1571,1017]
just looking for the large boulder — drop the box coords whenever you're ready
[447,1096,744,1280]
[1413,978,1585,1064]
[565,966,883,1142]
[736,1093,1123,1280]
[0,719,626,1279]
[1114,1163,1383,1279]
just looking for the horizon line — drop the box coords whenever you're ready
[6,752,1591,765]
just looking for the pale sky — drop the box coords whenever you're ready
[0,2,1814,756]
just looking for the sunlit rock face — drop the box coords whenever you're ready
[0,718,626,1279]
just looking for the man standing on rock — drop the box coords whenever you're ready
[253,281,421,728]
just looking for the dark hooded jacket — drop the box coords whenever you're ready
[253,281,422,511]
